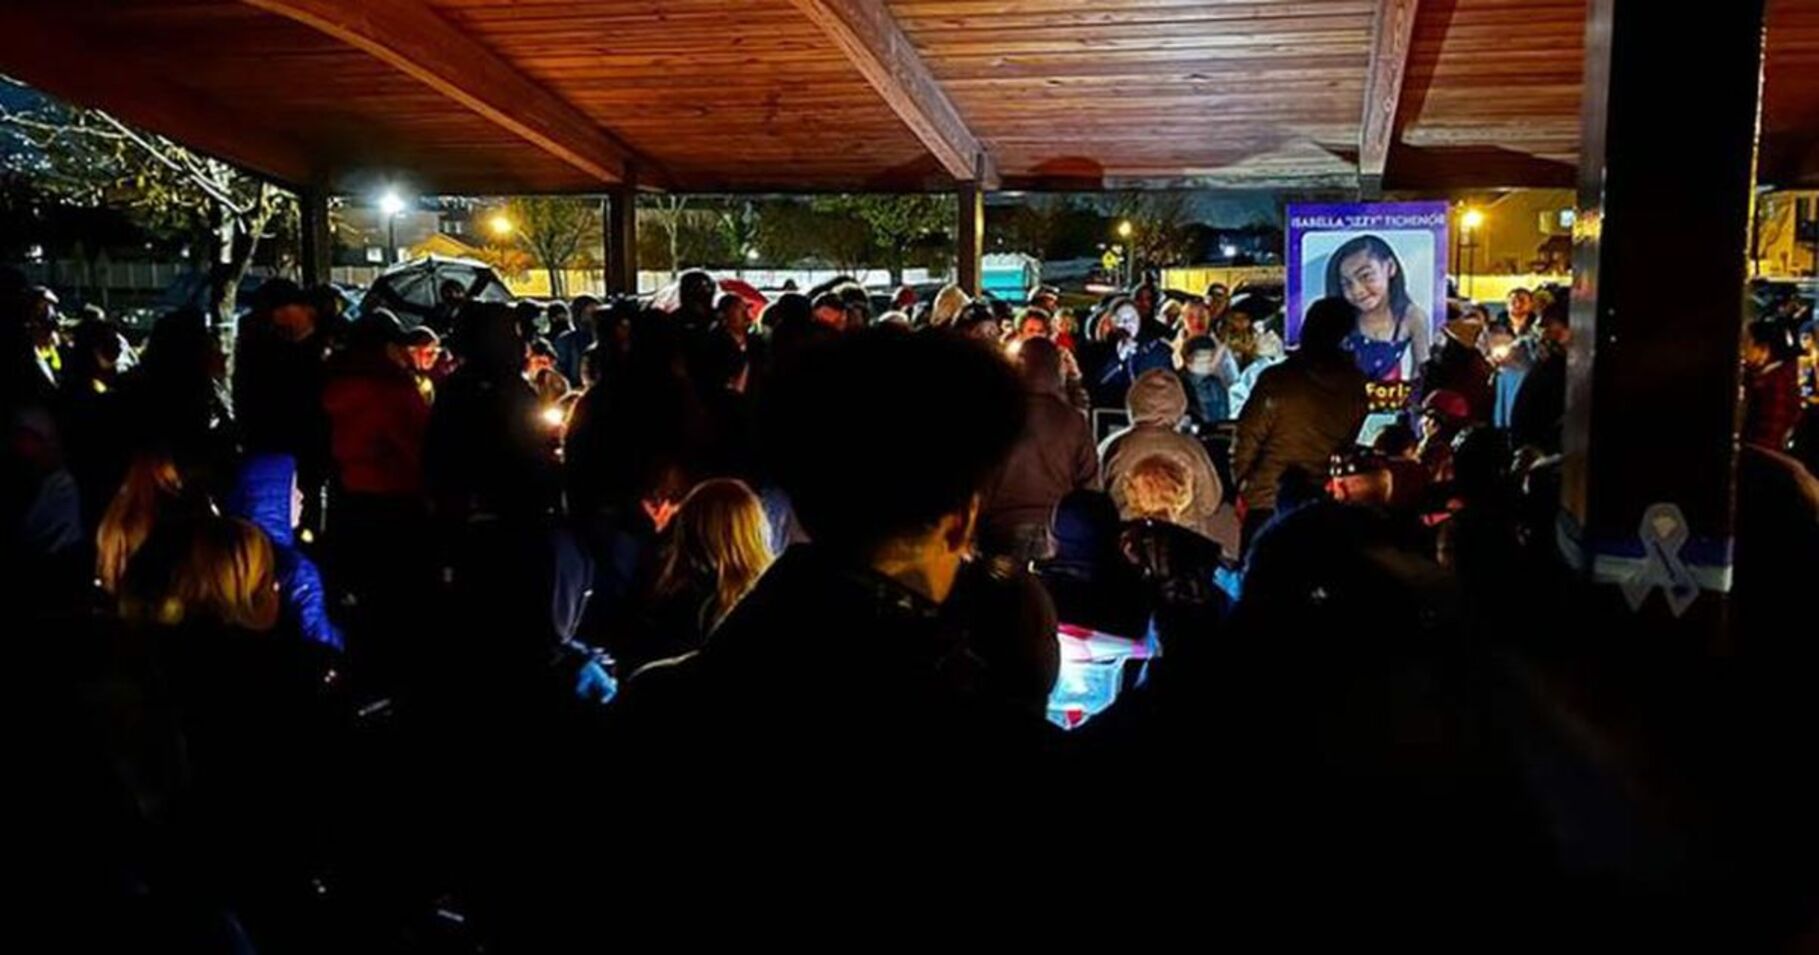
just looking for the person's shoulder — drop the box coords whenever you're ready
[613,649,709,721]
[623,648,705,692]
[1036,389,1085,421]
[1062,405,1095,444]
[1253,359,1294,387]
[1097,427,1130,460]
[1166,428,1217,465]
[607,649,721,756]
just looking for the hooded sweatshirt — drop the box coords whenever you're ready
[226,453,343,651]
[1098,370,1224,537]
[1231,351,1369,511]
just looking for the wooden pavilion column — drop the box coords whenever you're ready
[956,182,983,296]
[299,186,333,287]
[1561,0,1768,641]
[605,175,638,296]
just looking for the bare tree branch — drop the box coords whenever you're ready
[92,111,250,216]
[0,107,129,145]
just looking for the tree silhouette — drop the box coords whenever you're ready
[0,77,292,323]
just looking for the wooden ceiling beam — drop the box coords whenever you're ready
[789,0,997,187]
[241,0,655,187]
[0,7,316,187]
[1359,0,1420,197]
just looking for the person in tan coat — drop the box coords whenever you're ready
[1099,368,1223,538]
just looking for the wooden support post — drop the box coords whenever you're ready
[299,186,332,287]
[957,183,983,296]
[1561,0,1767,640]
[605,178,638,296]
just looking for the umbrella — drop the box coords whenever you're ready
[648,276,769,317]
[360,255,514,326]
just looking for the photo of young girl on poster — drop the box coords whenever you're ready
[1287,203,1448,402]
[1324,234,1432,383]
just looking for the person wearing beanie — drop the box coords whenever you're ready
[1421,317,1494,424]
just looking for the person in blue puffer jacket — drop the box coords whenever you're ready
[225,452,343,652]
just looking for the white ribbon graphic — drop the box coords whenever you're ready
[1618,503,1699,617]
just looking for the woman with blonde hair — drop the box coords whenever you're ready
[613,478,775,675]
[119,515,280,632]
[1118,453,1196,526]
[116,513,340,928]
[1116,453,1226,610]
[96,451,187,595]
[926,283,971,328]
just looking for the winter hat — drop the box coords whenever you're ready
[1442,317,1485,350]
[1421,388,1471,423]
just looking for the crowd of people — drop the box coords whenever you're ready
[7,259,1819,950]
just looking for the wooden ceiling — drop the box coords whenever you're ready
[1390,0,1585,189]
[890,0,1374,188]
[0,0,1814,194]
[1763,0,1819,185]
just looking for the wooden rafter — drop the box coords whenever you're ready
[789,0,996,187]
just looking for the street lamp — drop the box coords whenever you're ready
[489,213,514,239]
[378,190,406,264]
[1457,206,1486,299]
[1114,220,1136,285]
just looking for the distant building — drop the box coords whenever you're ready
[1448,187,1818,284]
[1455,189,1576,276]
[333,199,477,267]
[1754,189,1819,279]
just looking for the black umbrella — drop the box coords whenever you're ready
[359,255,514,326]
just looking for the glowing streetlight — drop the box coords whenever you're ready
[489,213,515,238]
[378,190,407,264]
[1116,220,1134,239]
[1458,207,1486,299]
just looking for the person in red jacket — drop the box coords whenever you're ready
[324,310,430,498]
[1743,319,1802,452]
[321,309,433,645]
